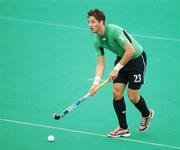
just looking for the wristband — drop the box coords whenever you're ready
[114,63,124,72]
[93,76,101,86]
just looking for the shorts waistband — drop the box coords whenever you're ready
[117,51,145,60]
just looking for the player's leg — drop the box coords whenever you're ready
[128,88,150,117]
[127,51,154,132]
[128,88,154,132]
[113,83,128,130]
[107,83,130,137]
[108,56,130,137]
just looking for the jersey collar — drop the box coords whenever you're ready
[103,24,108,38]
[97,25,108,40]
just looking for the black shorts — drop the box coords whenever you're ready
[113,51,147,90]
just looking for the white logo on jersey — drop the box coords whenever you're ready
[119,35,125,41]
[103,37,106,41]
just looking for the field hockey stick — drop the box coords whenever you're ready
[53,79,111,120]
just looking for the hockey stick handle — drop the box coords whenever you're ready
[94,78,111,93]
[53,78,111,120]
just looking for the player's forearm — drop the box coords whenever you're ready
[93,64,105,86]
[95,62,105,77]
[120,42,135,65]
[119,49,135,65]
[114,43,135,72]
[95,56,105,77]
[93,56,105,85]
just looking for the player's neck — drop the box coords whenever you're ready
[97,24,105,36]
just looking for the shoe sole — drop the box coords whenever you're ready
[107,133,131,138]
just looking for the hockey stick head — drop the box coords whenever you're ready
[53,113,61,120]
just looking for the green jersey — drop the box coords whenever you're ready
[94,24,143,59]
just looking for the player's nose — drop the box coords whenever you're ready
[89,22,93,27]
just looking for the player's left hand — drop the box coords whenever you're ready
[88,85,98,97]
[109,70,119,80]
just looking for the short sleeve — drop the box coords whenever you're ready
[113,30,130,47]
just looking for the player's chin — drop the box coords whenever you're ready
[90,28,96,33]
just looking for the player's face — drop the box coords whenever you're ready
[88,16,100,33]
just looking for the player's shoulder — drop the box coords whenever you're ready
[106,24,124,37]
[107,24,124,32]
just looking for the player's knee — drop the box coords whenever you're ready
[113,88,123,100]
[128,91,140,103]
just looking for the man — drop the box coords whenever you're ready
[87,9,154,137]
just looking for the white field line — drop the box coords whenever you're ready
[0,118,180,150]
[0,16,180,42]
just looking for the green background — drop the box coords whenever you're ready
[0,0,180,150]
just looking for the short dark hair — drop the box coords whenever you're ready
[87,9,106,24]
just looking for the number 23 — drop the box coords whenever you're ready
[134,74,141,83]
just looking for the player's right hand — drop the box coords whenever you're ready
[88,85,98,97]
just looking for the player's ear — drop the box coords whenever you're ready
[100,20,104,25]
